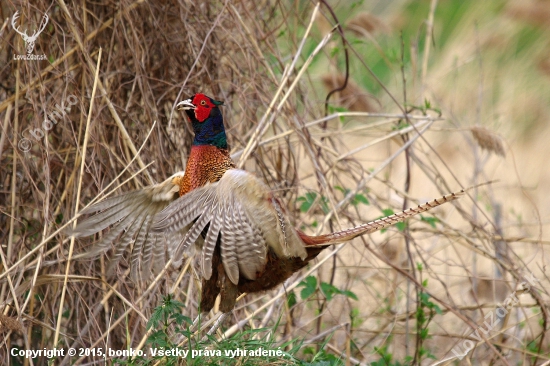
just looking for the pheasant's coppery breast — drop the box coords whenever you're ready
[179,145,235,195]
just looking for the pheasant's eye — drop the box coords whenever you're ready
[200,100,207,106]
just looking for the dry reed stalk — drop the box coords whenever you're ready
[0,1,546,364]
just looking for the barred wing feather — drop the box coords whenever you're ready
[72,169,301,285]
[152,169,280,284]
[69,174,184,281]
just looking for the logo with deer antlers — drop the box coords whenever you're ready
[12,10,49,55]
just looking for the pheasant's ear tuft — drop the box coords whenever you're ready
[212,99,224,106]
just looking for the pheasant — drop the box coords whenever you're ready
[70,93,465,313]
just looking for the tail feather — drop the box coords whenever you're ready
[299,189,466,247]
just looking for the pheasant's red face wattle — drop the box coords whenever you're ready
[192,94,216,122]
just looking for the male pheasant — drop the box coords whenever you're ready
[71,93,465,313]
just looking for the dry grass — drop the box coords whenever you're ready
[470,126,506,157]
[0,1,548,365]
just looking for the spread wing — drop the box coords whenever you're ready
[70,169,307,285]
[69,173,186,281]
[152,169,307,285]
[152,182,261,285]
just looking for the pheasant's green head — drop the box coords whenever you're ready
[177,93,227,148]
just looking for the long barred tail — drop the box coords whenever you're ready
[299,188,467,247]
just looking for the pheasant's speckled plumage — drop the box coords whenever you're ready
[70,93,466,313]
[179,145,234,195]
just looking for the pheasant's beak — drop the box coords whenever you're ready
[177,99,195,110]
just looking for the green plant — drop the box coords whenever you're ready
[298,276,358,302]
[334,186,369,206]
[413,264,441,363]
[371,341,404,366]
[113,294,353,365]
[297,192,330,214]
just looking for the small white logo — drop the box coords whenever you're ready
[12,10,48,60]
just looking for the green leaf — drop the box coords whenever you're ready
[147,330,170,348]
[392,120,410,131]
[420,215,439,228]
[297,192,329,213]
[320,282,358,301]
[334,186,369,206]
[297,192,317,212]
[424,98,432,110]
[352,193,369,206]
[287,291,297,308]
[341,290,358,301]
[382,208,394,215]
[320,282,338,301]
[334,185,346,194]
[171,313,191,326]
[327,104,348,122]
[147,307,164,330]
[350,307,362,328]
[379,209,406,232]
[147,294,184,330]
[420,328,430,340]
[298,276,317,299]
[419,292,430,304]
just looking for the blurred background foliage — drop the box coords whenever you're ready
[1,0,549,365]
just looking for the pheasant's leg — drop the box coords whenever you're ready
[195,257,237,338]
[199,242,221,313]
[195,241,238,336]
[219,263,239,312]
[200,234,240,313]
